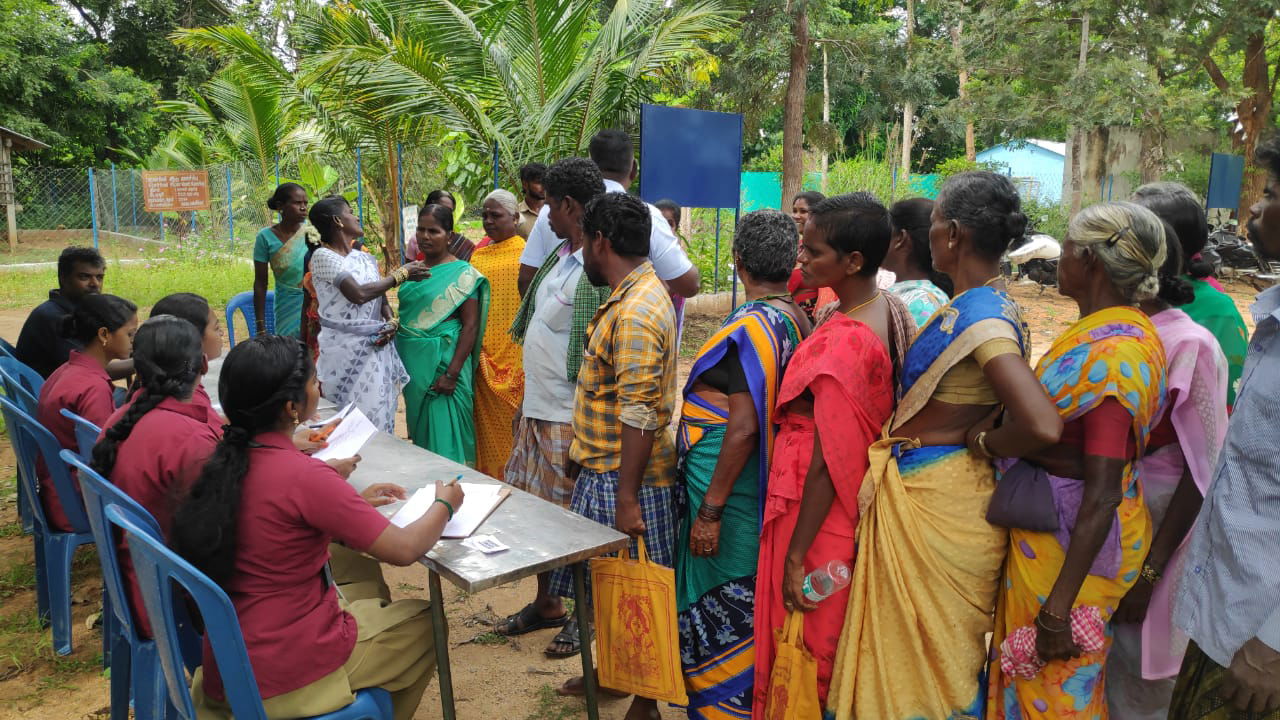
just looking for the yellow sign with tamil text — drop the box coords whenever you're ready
[141,170,210,212]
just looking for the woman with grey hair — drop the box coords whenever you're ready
[987,201,1169,719]
[469,188,527,477]
[675,208,809,716]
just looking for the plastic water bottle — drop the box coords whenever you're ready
[801,560,851,603]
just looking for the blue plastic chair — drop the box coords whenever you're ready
[0,362,39,534]
[0,356,44,404]
[0,396,94,655]
[59,408,102,462]
[56,412,116,668]
[225,290,274,348]
[0,337,16,359]
[63,450,200,720]
[110,504,393,720]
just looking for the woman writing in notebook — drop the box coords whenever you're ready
[172,335,464,720]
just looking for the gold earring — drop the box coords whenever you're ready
[948,241,956,249]
[101,338,108,347]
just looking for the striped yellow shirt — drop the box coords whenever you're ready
[570,262,678,486]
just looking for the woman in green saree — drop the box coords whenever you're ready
[253,183,311,337]
[396,203,489,465]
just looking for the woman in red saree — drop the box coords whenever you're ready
[753,193,915,715]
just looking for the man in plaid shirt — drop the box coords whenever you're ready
[548,192,680,715]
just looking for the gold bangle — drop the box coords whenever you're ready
[1039,606,1069,625]
[1140,563,1161,584]
[975,430,995,460]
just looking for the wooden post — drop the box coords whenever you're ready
[2,138,15,253]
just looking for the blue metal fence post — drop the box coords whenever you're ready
[396,142,405,262]
[88,168,100,249]
[110,162,119,232]
[355,148,364,226]
[274,155,280,187]
[713,209,721,292]
[492,142,500,190]
[130,171,137,228]
[730,207,740,308]
[190,211,196,235]
[226,166,235,249]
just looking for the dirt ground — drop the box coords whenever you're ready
[0,278,1265,720]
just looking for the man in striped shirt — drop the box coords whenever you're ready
[1171,132,1280,717]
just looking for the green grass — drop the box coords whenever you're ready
[467,631,509,646]
[0,236,251,310]
[523,684,583,720]
[0,560,37,599]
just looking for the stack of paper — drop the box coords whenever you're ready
[312,406,377,461]
[389,483,509,538]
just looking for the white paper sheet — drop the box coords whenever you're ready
[311,406,377,461]
[389,483,506,538]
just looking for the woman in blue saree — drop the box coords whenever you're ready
[826,172,1064,720]
[253,183,311,337]
[676,210,810,719]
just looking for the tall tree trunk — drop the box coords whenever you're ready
[781,2,809,208]
[381,144,401,273]
[1203,29,1272,221]
[821,42,830,193]
[1139,123,1165,185]
[951,22,975,161]
[900,0,916,176]
[1068,11,1090,215]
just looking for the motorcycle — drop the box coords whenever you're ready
[1003,231,1062,292]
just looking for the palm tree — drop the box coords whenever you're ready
[172,0,734,266]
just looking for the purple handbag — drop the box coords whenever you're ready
[985,459,1060,531]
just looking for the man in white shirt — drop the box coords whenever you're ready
[495,158,613,658]
[517,129,701,300]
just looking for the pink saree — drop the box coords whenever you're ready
[1133,308,1228,676]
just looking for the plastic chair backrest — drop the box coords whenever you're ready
[0,367,39,416]
[225,291,274,349]
[59,409,101,462]
[61,450,160,642]
[0,396,92,533]
[109,503,270,720]
[0,337,16,359]
[0,357,43,414]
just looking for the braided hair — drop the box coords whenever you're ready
[91,316,203,478]
[171,336,312,588]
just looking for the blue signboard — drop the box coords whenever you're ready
[639,104,743,209]
[1206,153,1245,210]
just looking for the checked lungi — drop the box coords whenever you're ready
[548,468,677,608]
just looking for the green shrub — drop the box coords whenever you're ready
[934,155,1004,181]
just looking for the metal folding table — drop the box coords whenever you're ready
[203,360,629,719]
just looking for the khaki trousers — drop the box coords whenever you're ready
[192,548,436,720]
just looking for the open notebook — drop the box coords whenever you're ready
[387,483,509,539]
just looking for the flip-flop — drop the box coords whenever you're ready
[545,617,589,658]
[494,602,568,637]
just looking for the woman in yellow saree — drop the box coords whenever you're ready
[825,172,1064,720]
[987,202,1169,719]
[469,190,526,478]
